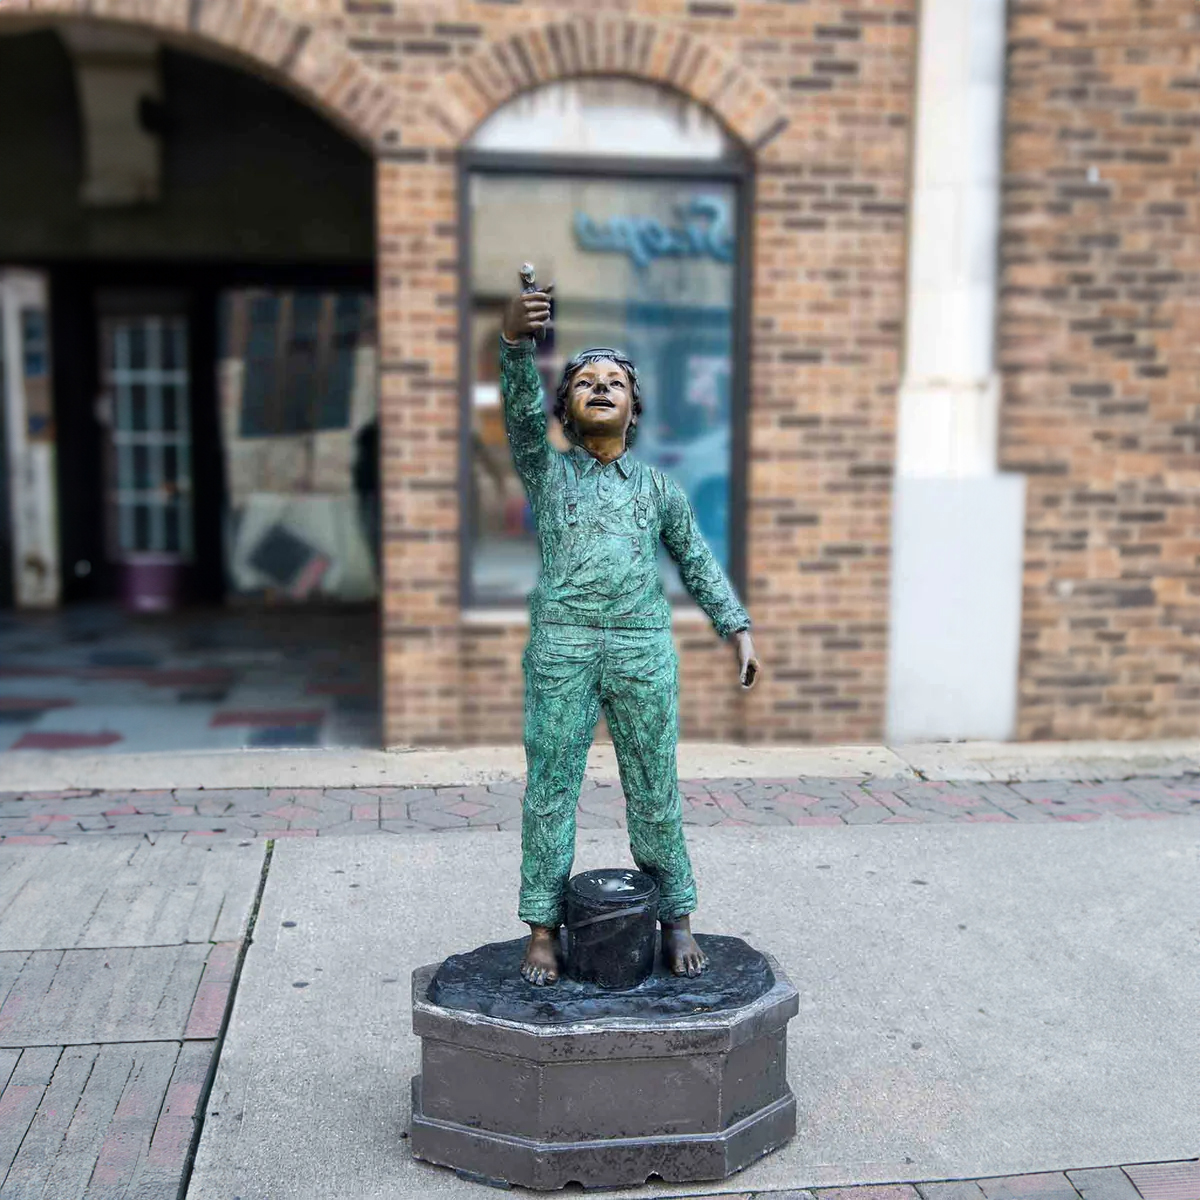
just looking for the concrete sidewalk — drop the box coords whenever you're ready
[5,737,1200,792]
[1,746,1198,1199]
[190,824,1200,1199]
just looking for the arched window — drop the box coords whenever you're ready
[463,78,747,606]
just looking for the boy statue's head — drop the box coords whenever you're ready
[554,348,643,450]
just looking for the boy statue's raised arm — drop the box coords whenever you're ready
[498,280,555,498]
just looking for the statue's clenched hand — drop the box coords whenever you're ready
[732,629,759,689]
[503,281,554,342]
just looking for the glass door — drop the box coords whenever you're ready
[97,293,195,611]
[99,310,193,562]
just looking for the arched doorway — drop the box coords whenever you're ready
[0,23,383,752]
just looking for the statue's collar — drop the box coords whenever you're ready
[570,445,633,479]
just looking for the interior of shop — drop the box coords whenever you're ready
[0,27,380,751]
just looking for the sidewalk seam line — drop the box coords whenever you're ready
[0,942,232,953]
[176,837,275,1200]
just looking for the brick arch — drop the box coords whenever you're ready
[426,16,789,154]
[0,0,399,151]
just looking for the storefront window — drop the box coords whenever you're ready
[217,289,378,603]
[464,80,744,606]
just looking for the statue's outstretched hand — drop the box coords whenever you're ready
[732,629,759,689]
[502,279,553,342]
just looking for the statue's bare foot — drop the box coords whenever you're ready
[520,924,560,986]
[662,917,707,977]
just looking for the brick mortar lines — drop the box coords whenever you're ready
[1000,3,1200,740]
[1,777,1198,843]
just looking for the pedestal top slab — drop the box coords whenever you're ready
[413,939,799,1062]
[427,933,773,1024]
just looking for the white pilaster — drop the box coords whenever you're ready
[898,0,1006,477]
[887,0,1025,742]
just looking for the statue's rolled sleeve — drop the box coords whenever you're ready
[659,477,750,638]
[499,336,553,497]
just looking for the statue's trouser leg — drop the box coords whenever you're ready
[602,627,697,922]
[518,623,601,928]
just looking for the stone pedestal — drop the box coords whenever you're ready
[409,934,798,1191]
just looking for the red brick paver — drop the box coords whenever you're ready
[1124,1162,1200,1200]
[185,942,241,1040]
[0,775,1196,846]
[749,1164,1200,1200]
[979,1173,1082,1200]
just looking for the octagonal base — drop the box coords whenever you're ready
[410,1076,796,1191]
[409,936,798,1191]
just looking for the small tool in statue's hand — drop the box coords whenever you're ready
[503,265,554,343]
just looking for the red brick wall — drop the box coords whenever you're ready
[1000,0,1200,739]
[1,0,918,746]
[378,3,917,747]
[380,4,916,747]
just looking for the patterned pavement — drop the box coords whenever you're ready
[2,774,1198,846]
[0,840,258,1199]
[0,605,379,754]
[2,790,1197,1197]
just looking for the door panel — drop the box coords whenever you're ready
[98,309,194,563]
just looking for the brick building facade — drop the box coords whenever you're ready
[0,0,1195,747]
[1000,0,1200,740]
[365,3,915,748]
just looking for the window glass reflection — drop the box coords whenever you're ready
[216,288,379,604]
[468,172,737,605]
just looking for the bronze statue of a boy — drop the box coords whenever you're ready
[500,276,759,986]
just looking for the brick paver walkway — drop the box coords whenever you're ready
[0,841,256,1199]
[737,1165,1200,1200]
[2,775,1199,845]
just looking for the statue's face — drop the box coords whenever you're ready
[565,359,634,444]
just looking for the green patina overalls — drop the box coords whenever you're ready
[499,338,748,926]
[500,337,750,929]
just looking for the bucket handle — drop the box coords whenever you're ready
[569,902,652,931]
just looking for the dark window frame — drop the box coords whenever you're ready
[458,146,755,611]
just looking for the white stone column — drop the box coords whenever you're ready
[897,0,1006,479]
[1,270,61,609]
[886,0,1026,742]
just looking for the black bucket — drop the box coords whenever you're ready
[565,868,659,990]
